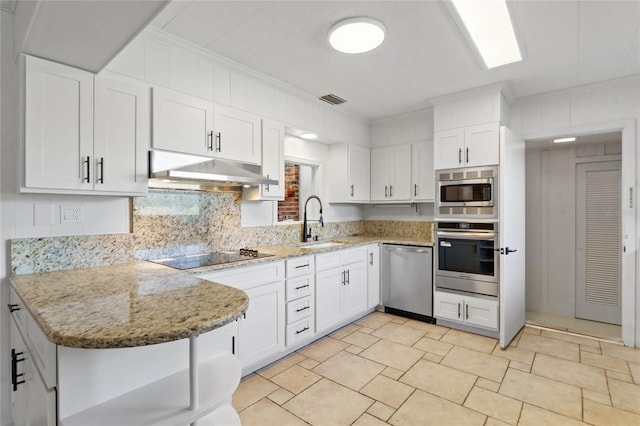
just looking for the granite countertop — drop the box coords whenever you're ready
[10,262,249,349]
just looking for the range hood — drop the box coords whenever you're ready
[148,150,278,192]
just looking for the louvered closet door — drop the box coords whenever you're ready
[576,161,622,325]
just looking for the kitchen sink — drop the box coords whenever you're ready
[299,242,344,249]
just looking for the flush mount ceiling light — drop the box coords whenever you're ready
[300,133,318,140]
[451,0,522,68]
[328,18,386,54]
[553,137,576,143]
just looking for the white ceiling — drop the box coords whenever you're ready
[151,1,640,121]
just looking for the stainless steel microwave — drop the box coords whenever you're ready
[436,167,498,219]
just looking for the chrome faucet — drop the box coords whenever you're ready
[302,195,323,242]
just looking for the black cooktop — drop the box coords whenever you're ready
[149,249,274,270]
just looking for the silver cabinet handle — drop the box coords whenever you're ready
[389,185,393,197]
[265,174,270,192]
[458,148,462,164]
[350,184,354,197]
[466,147,469,163]
[465,303,469,319]
[215,132,222,152]
[346,269,350,285]
[369,252,374,265]
[457,303,461,318]
[414,184,417,197]
[207,131,214,151]
[341,270,346,286]
[83,156,91,183]
[384,186,388,197]
[97,157,104,184]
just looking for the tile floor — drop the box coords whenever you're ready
[232,312,640,425]
[525,310,622,342]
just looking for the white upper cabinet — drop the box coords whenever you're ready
[212,104,261,165]
[151,86,214,156]
[244,119,284,201]
[94,75,150,194]
[434,122,500,170]
[411,140,435,201]
[328,144,370,203]
[24,56,149,195]
[370,144,412,202]
[24,55,94,191]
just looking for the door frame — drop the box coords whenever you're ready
[524,119,636,347]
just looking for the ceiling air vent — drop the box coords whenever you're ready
[319,94,346,105]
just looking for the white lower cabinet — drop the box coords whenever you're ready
[315,248,368,334]
[285,256,315,346]
[434,290,498,330]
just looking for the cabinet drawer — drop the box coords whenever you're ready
[8,286,25,330]
[198,261,284,290]
[26,310,57,389]
[286,256,314,278]
[341,247,367,265]
[286,318,314,346]
[286,296,313,324]
[286,276,313,301]
[315,252,342,272]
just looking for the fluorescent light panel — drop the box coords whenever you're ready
[300,133,317,140]
[553,137,576,143]
[451,0,522,68]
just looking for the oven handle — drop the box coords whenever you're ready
[436,231,495,240]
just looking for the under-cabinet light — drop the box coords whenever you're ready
[553,137,576,144]
[300,133,318,140]
[451,0,522,68]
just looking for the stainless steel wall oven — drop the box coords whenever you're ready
[435,221,498,297]
[436,167,498,219]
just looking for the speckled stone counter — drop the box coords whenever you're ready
[10,262,249,349]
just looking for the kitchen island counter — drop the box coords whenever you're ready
[10,261,249,349]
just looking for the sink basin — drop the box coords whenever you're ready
[299,242,344,249]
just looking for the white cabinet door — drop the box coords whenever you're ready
[315,267,344,333]
[465,297,499,330]
[152,86,214,156]
[434,291,463,323]
[24,55,94,191]
[464,122,499,167]
[370,148,389,201]
[245,119,284,200]
[412,141,435,201]
[94,75,149,194]
[343,261,367,319]
[389,145,412,201]
[10,317,27,426]
[213,105,261,165]
[238,281,285,368]
[349,145,370,201]
[367,246,381,310]
[434,128,464,170]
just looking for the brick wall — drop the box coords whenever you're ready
[278,163,300,222]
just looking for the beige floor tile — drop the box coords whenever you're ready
[402,319,449,334]
[400,359,476,404]
[463,387,522,425]
[389,389,486,426]
[484,418,511,426]
[499,369,582,420]
[541,329,601,348]
[257,352,307,379]
[346,345,364,355]
[342,331,380,348]
[359,326,375,334]
[424,353,443,363]
[606,369,634,383]
[360,339,425,371]
[391,317,408,324]
[329,323,362,339]
[298,358,319,370]
[426,331,447,340]
[267,388,295,405]
[283,378,374,426]
[413,336,453,356]
[366,401,396,421]
[583,399,640,426]
[608,378,640,414]
[509,361,531,372]
[476,377,501,392]
[583,388,611,406]
[581,351,630,374]
[355,312,393,330]
[440,329,497,353]
[518,403,587,426]
[296,336,349,362]
[381,366,403,380]
[492,344,535,364]
[239,398,307,426]
[531,353,608,393]
[313,351,385,391]
[441,346,509,382]
[629,361,640,384]
[353,413,389,426]
[523,326,542,335]
[360,375,414,409]
[232,374,279,411]
[601,342,640,363]
[517,333,580,362]
[371,322,425,346]
[270,365,322,394]
[580,344,602,354]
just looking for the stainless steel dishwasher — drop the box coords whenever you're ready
[382,244,435,323]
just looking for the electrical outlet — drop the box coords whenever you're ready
[61,206,83,224]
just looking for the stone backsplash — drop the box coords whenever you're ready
[11,190,433,275]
